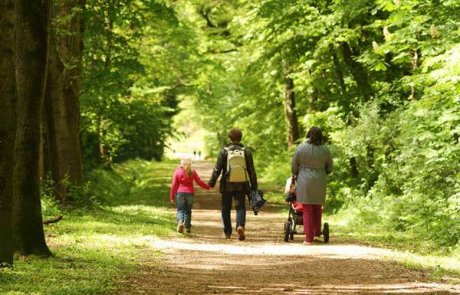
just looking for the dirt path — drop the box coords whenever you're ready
[115,161,459,294]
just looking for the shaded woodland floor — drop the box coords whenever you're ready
[114,162,460,294]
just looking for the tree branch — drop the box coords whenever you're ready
[43,215,63,225]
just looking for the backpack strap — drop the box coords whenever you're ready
[224,147,230,172]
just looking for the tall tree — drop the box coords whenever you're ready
[44,0,84,204]
[0,0,16,266]
[283,74,299,147]
[12,0,51,256]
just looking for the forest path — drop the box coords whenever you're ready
[114,161,459,294]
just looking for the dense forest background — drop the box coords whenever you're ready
[1,0,459,266]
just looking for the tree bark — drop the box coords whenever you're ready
[349,156,359,178]
[0,0,16,266]
[12,0,51,257]
[44,0,84,204]
[284,76,300,148]
[340,42,372,100]
[332,50,346,96]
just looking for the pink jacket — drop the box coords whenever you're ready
[170,167,210,201]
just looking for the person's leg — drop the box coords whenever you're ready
[176,193,185,233]
[235,193,246,228]
[235,193,246,240]
[184,193,194,232]
[313,205,322,237]
[221,193,233,237]
[302,204,314,243]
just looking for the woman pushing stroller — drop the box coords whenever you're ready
[291,126,333,245]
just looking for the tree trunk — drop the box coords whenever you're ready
[332,50,346,96]
[409,49,420,100]
[284,76,300,148]
[340,42,372,100]
[44,0,84,204]
[349,157,359,178]
[0,0,16,266]
[12,0,51,257]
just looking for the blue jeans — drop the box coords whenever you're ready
[221,192,246,235]
[176,193,194,229]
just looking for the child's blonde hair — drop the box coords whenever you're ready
[180,158,193,177]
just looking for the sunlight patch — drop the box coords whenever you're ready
[147,238,399,259]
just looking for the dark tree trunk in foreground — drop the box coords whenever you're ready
[45,0,84,204]
[284,76,300,148]
[0,0,16,266]
[12,0,51,257]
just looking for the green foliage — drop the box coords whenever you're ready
[327,87,459,250]
[176,0,460,252]
[76,0,460,252]
[40,173,99,210]
[80,0,186,168]
[40,176,62,218]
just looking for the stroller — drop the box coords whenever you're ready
[283,177,329,243]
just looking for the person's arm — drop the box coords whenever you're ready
[291,147,300,177]
[325,146,333,175]
[208,149,225,188]
[169,170,180,201]
[245,149,258,191]
[193,170,211,190]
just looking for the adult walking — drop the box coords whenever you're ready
[291,126,333,245]
[208,128,258,241]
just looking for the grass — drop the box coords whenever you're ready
[324,211,460,281]
[0,159,178,295]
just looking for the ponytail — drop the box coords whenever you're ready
[184,164,193,177]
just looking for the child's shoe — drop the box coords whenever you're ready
[185,228,191,234]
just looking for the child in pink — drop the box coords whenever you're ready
[170,158,210,233]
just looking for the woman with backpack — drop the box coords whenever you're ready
[170,157,211,234]
[291,126,333,245]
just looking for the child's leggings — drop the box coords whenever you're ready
[176,193,194,229]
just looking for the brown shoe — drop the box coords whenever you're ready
[177,223,184,233]
[185,228,191,234]
[223,233,231,239]
[237,226,245,241]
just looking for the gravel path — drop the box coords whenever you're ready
[114,161,460,294]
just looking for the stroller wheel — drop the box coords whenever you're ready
[323,222,330,243]
[284,221,291,242]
